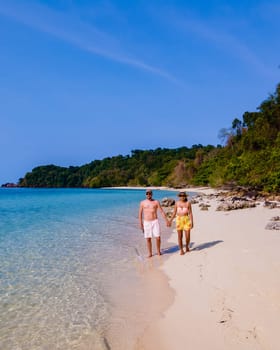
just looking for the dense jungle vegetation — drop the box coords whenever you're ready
[18,83,280,193]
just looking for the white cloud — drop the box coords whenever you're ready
[0,0,182,84]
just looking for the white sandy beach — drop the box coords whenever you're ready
[138,187,280,350]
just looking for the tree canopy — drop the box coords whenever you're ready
[18,83,280,194]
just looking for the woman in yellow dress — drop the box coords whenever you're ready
[169,191,194,255]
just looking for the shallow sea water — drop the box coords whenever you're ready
[0,188,176,350]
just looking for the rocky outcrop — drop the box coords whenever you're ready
[199,203,211,211]
[1,182,18,188]
[161,197,175,219]
[161,198,175,207]
[263,201,280,209]
[265,216,280,230]
[216,200,256,211]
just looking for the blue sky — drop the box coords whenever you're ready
[0,0,279,184]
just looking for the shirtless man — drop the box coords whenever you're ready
[139,189,169,257]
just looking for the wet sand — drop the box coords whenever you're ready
[104,252,174,350]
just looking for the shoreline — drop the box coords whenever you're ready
[109,185,220,196]
[135,188,280,350]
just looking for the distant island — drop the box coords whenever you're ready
[1,183,18,188]
[12,83,280,195]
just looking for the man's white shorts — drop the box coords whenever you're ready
[143,219,160,238]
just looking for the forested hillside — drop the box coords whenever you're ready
[18,83,280,194]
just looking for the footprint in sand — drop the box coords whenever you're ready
[211,289,264,349]
[219,307,234,325]
[223,326,263,350]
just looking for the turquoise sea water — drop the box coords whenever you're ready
[0,188,176,350]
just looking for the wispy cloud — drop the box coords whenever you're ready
[0,0,181,85]
[162,8,276,79]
